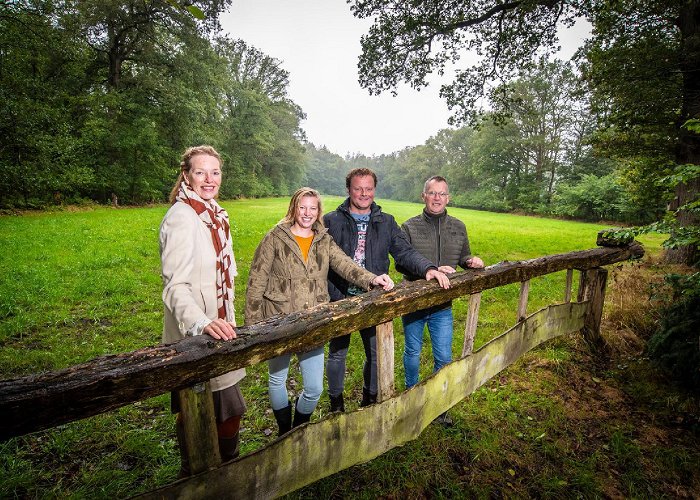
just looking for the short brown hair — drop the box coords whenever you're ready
[346,168,377,190]
[282,187,324,228]
[168,145,222,203]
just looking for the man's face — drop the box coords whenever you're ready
[422,180,449,215]
[348,175,375,214]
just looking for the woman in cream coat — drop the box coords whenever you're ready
[245,187,394,435]
[160,145,245,476]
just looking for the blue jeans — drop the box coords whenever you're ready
[402,304,454,389]
[268,346,324,414]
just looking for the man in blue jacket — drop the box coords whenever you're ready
[324,168,450,412]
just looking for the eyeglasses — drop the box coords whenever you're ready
[426,191,449,198]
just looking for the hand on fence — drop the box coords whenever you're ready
[437,265,456,274]
[203,318,237,341]
[372,274,395,291]
[426,269,451,289]
[467,257,485,269]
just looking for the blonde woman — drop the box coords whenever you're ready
[160,145,245,475]
[245,187,393,435]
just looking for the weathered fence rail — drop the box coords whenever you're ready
[0,243,642,441]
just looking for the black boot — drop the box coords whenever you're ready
[360,387,377,407]
[329,393,345,413]
[273,403,292,436]
[218,433,240,462]
[292,401,312,428]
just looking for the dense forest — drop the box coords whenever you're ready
[1,0,695,230]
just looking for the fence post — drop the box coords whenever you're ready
[462,293,481,357]
[577,267,610,355]
[178,382,221,474]
[517,280,530,322]
[375,320,395,402]
[564,269,573,303]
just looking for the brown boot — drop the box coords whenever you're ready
[217,415,241,462]
[218,433,240,462]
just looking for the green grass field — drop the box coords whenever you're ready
[1,197,690,498]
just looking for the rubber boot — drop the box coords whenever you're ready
[175,416,191,478]
[273,403,292,436]
[292,402,312,428]
[218,433,240,462]
[360,387,377,407]
[329,393,345,413]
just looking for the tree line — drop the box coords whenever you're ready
[1,0,305,207]
[0,0,692,231]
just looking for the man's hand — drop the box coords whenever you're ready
[437,265,456,274]
[203,318,237,341]
[426,269,450,289]
[466,257,485,269]
[372,274,395,291]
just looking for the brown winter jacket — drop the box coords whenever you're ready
[245,221,377,325]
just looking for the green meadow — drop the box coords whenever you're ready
[1,198,687,498]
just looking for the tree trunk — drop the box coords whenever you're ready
[668,0,700,266]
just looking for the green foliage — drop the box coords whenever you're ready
[647,281,700,391]
[0,1,305,208]
[552,173,624,221]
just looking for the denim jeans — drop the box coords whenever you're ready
[402,304,454,389]
[326,326,377,397]
[268,346,324,414]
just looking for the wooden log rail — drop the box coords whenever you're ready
[0,242,643,441]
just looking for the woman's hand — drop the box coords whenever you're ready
[203,318,237,341]
[372,274,394,291]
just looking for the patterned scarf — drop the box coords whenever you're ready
[175,181,237,322]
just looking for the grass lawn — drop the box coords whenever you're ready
[2,198,696,498]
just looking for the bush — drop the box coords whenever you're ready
[551,173,624,221]
[647,274,700,392]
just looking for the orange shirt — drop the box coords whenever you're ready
[294,234,314,262]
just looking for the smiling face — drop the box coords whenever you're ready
[422,179,450,215]
[185,153,222,201]
[294,194,319,231]
[348,174,376,214]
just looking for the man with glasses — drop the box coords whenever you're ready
[398,175,484,425]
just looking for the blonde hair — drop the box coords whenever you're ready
[168,145,222,203]
[282,187,324,227]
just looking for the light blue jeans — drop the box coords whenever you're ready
[402,304,454,389]
[268,346,324,414]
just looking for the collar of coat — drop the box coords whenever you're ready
[269,221,329,266]
[337,198,384,221]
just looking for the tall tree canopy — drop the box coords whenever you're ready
[352,0,699,264]
[0,0,305,206]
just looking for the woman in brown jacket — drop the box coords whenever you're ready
[245,187,394,435]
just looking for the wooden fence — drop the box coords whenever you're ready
[0,239,644,498]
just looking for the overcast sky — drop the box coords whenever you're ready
[220,1,590,157]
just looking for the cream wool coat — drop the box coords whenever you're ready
[245,221,377,325]
[160,201,245,391]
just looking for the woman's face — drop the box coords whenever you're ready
[185,154,221,201]
[294,195,319,230]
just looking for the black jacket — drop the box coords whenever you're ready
[324,199,436,301]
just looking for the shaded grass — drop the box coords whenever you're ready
[0,199,684,498]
